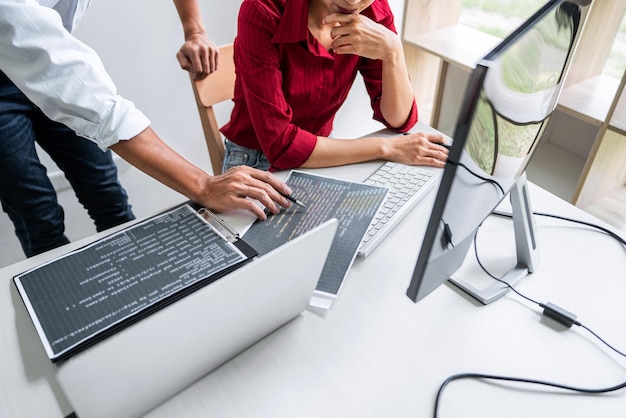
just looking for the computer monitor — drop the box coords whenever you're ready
[407,0,592,304]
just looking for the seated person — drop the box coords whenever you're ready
[221,0,449,173]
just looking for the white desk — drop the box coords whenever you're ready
[2,133,626,417]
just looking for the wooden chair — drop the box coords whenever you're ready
[190,44,235,175]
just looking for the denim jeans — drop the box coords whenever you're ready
[0,71,135,257]
[222,139,271,172]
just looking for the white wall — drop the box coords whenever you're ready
[0,0,405,267]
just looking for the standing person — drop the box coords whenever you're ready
[0,0,293,258]
[221,0,449,173]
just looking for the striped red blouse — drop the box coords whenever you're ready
[220,0,418,171]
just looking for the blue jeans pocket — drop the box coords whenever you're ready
[223,140,271,172]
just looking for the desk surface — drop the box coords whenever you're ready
[2,126,626,418]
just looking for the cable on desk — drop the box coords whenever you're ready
[434,372,626,418]
[490,210,626,247]
[471,228,540,306]
[533,211,626,247]
[474,211,626,357]
[473,231,626,358]
[433,211,626,418]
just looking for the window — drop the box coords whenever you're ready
[460,0,626,79]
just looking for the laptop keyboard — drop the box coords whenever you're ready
[358,162,440,257]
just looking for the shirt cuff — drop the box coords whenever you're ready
[78,96,151,150]
[270,128,318,171]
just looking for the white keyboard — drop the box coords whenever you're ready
[358,162,440,257]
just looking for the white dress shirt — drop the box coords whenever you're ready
[0,0,150,150]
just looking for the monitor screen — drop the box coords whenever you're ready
[407,0,592,303]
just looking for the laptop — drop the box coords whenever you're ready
[55,218,338,418]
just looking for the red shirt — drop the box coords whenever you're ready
[220,0,418,171]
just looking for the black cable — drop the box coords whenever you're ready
[447,160,506,195]
[472,232,540,306]
[491,210,626,247]
[577,323,626,358]
[433,211,626,417]
[533,211,626,247]
[473,222,626,358]
[434,372,626,418]
[476,211,626,357]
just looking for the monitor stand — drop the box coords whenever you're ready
[448,174,539,305]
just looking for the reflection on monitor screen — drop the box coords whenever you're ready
[407,0,592,304]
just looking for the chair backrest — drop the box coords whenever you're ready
[190,44,235,175]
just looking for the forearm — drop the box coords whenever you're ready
[111,128,296,219]
[327,11,415,129]
[172,0,206,38]
[302,131,448,169]
[300,136,388,168]
[379,42,415,128]
[110,127,207,203]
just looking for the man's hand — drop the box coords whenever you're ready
[176,33,219,79]
[198,166,293,220]
[111,128,291,221]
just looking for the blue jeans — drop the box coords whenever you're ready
[223,139,271,172]
[0,71,135,257]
